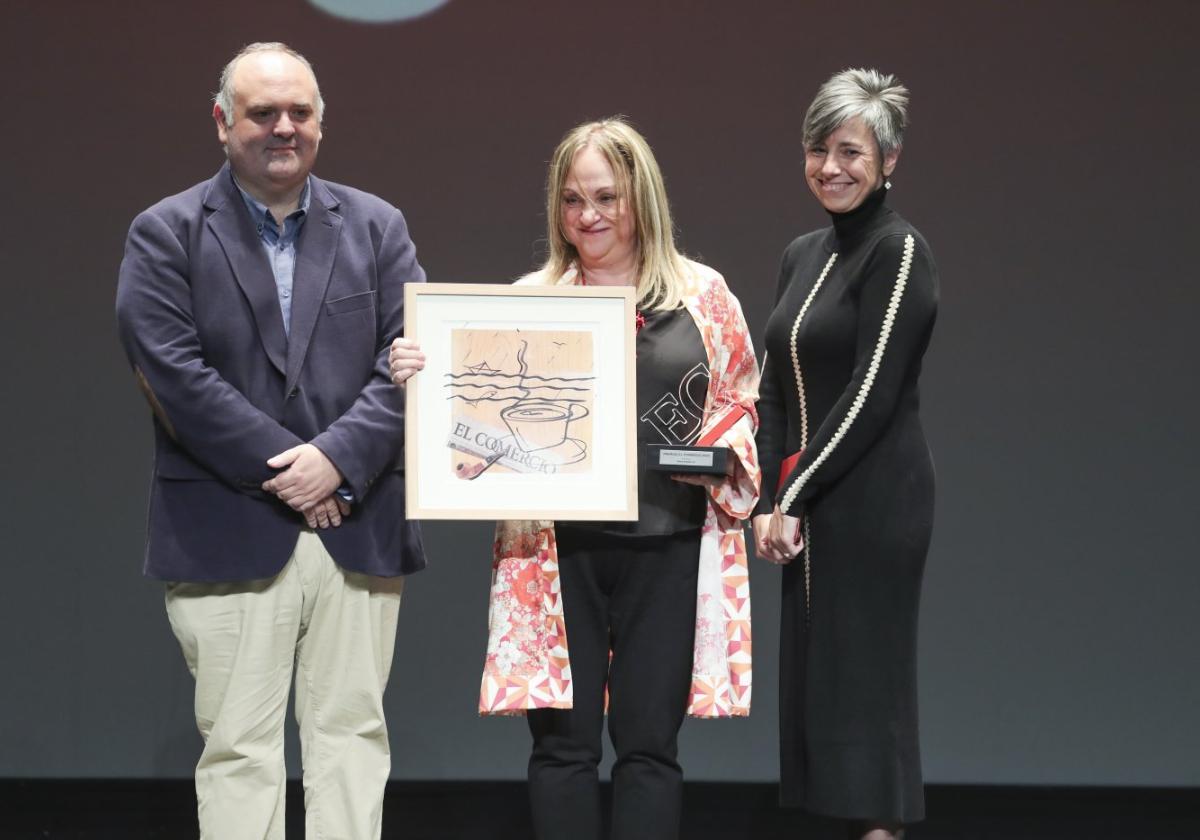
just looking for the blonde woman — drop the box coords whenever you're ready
[390,118,760,840]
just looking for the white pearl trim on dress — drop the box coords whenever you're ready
[779,234,915,623]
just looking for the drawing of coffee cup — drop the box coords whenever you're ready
[501,401,589,452]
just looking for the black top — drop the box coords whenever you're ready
[564,305,707,536]
[756,185,938,517]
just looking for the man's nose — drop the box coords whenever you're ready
[274,113,295,136]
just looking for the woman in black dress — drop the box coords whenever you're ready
[753,69,938,840]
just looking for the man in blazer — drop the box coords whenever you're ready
[116,42,424,839]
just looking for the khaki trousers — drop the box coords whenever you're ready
[166,531,404,840]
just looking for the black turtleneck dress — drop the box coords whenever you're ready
[756,187,937,823]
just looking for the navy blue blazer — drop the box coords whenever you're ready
[116,164,425,581]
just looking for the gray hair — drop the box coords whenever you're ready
[802,68,909,155]
[213,42,325,127]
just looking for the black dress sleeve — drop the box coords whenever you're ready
[776,232,937,516]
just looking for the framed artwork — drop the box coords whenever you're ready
[404,283,638,520]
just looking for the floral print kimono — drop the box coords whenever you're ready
[478,260,761,719]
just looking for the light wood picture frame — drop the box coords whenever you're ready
[404,283,639,520]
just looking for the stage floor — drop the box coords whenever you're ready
[1,781,1196,839]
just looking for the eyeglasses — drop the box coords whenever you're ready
[561,191,624,219]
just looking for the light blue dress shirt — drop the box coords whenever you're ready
[234,177,311,336]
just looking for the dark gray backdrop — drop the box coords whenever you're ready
[3,0,1197,785]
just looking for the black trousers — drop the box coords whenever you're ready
[527,526,701,840]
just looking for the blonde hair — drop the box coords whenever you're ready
[540,117,686,311]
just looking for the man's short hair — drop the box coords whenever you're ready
[213,42,325,127]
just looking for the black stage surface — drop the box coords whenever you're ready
[0,781,1195,839]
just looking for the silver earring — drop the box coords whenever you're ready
[884,179,892,190]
